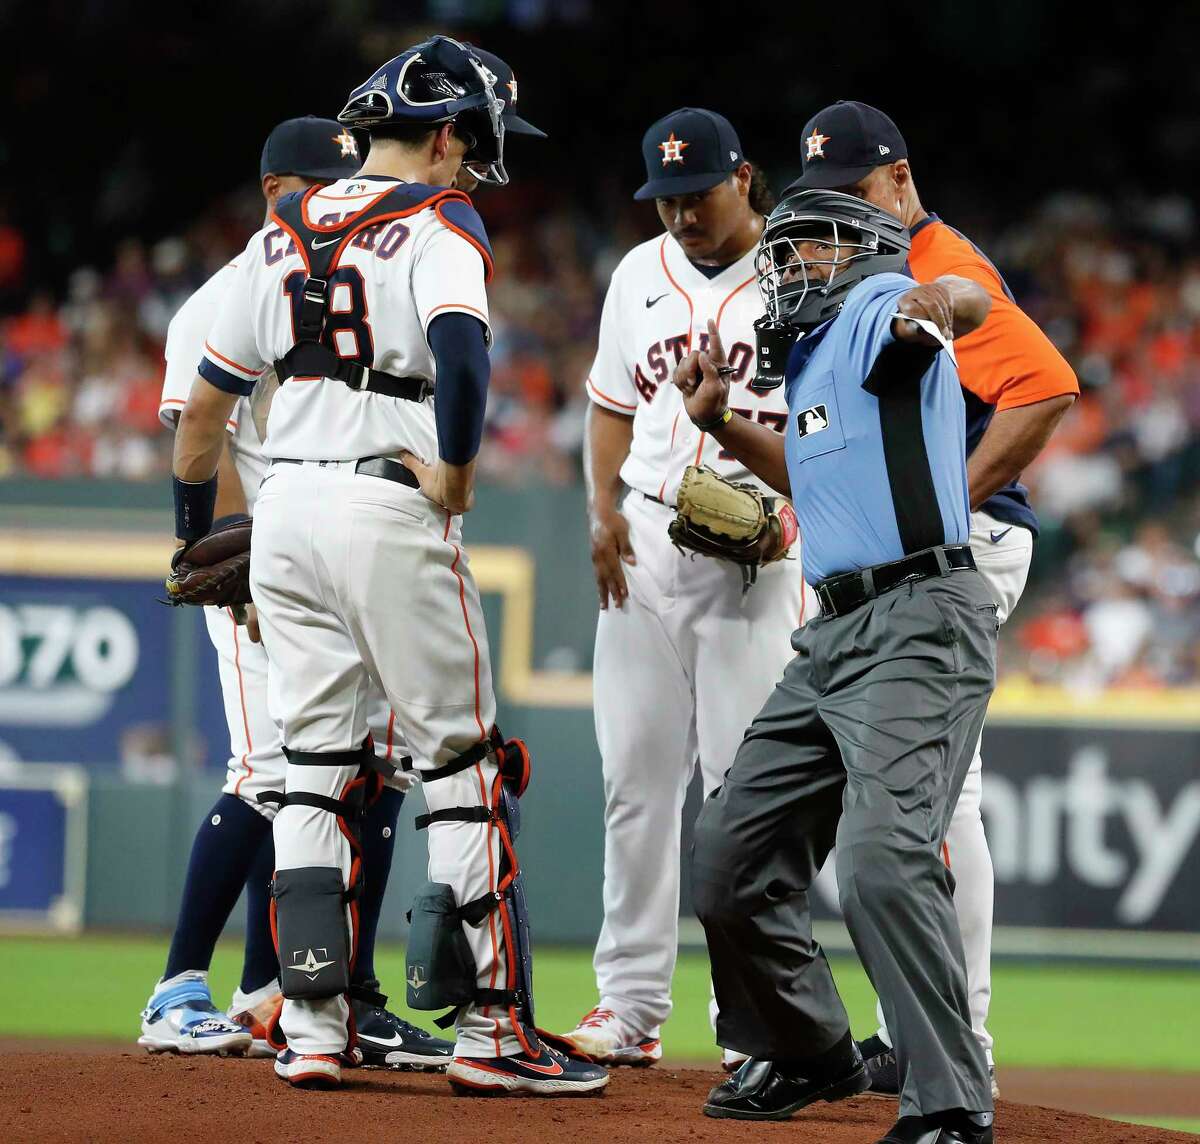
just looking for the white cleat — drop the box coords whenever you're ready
[560,1007,662,1067]
[138,971,252,1056]
[228,985,284,1060]
[274,1049,350,1089]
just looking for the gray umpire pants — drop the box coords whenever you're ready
[692,568,998,1118]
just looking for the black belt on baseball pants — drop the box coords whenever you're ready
[814,544,975,619]
[271,456,420,490]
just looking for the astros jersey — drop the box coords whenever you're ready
[908,215,1078,535]
[160,261,270,512]
[586,233,789,505]
[200,177,491,462]
[783,272,969,584]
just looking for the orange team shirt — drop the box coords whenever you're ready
[908,216,1078,411]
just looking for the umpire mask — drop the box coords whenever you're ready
[755,189,910,333]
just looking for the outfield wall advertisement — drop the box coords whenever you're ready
[800,725,1200,941]
[0,532,1196,949]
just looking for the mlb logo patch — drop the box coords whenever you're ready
[796,404,829,438]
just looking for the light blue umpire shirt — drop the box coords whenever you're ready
[782,272,970,585]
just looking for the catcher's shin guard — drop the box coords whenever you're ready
[409,728,541,1054]
[260,740,387,1002]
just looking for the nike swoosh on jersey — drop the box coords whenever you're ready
[989,527,1013,543]
[311,236,340,250]
[517,1057,565,1076]
[645,293,669,308]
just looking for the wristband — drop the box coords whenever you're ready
[173,474,217,542]
[775,502,799,551]
[692,407,733,433]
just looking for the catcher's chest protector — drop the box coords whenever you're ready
[269,183,470,401]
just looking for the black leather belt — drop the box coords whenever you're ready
[272,456,420,490]
[815,544,975,619]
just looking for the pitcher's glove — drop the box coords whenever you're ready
[668,465,798,588]
[164,514,253,608]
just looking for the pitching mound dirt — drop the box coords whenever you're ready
[0,1053,1193,1143]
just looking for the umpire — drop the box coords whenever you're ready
[673,189,997,1144]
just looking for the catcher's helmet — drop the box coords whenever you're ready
[755,189,910,331]
[339,36,512,185]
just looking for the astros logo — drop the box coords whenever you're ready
[334,129,359,159]
[806,130,830,160]
[506,77,518,104]
[659,132,689,166]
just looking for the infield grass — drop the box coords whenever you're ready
[0,934,1197,1075]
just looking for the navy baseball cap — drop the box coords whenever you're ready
[259,116,362,181]
[470,48,547,137]
[795,101,907,189]
[634,108,744,201]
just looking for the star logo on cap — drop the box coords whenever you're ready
[333,129,359,159]
[659,132,689,166]
[506,78,518,103]
[806,130,830,160]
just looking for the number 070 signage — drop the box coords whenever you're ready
[0,574,172,765]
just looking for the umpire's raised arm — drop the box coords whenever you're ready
[673,320,793,496]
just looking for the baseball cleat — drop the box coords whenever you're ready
[448,1043,610,1097]
[703,1047,868,1120]
[722,1047,750,1072]
[560,1006,661,1067]
[138,972,253,1056]
[858,1035,999,1101]
[875,1111,994,1143]
[228,986,283,1059]
[274,1048,357,1089]
[351,995,453,1071]
[858,1033,899,1095]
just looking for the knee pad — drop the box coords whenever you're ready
[273,867,352,1000]
[409,727,538,1050]
[405,882,479,1011]
[260,739,393,1001]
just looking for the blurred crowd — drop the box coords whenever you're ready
[1,186,1198,688]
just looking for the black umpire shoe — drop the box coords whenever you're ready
[703,1037,868,1120]
[875,1111,994,1144]
[352,992,454,1071]
[858,1033,900,1095]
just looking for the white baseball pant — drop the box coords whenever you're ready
[874,510,1033,1064]
[591,491,812,1038]
[204,606,413,820]
[250,461,518,1059]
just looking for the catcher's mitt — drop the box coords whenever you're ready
[668,465,798,588]
[164,515,253,608]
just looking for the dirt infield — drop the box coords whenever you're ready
[0,1052,1195,1144]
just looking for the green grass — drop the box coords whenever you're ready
[1122,1119,1200,1136]
[1,935,1198,1074]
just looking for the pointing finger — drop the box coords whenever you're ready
[707,319,728,366]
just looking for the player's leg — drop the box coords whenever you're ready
[339,483,606,1095]
[946,517,1033,1079]
[693,637,867,1120]
[348,697,454,1071]
[250,471,376,1089]
[692,557,808,1069]
[138,606,279,1057]
[569,537,696,1063]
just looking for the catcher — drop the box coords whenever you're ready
[561,106,816,1071]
